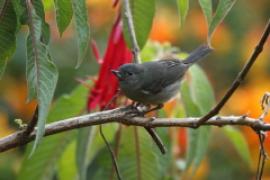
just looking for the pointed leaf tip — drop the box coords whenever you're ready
[72,0,90,68]
[25,0,58,154]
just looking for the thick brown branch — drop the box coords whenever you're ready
[197,18,270,125]
[0,107,270,153]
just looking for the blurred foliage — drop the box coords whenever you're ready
[0,0,270,179]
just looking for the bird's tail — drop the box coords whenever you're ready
[182,44,213,65]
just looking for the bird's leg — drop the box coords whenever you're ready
[129,102,150,116]
[144,104,164,114]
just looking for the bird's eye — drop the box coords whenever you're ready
[126,72,133,76]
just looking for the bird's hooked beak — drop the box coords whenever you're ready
[111,70,123,80]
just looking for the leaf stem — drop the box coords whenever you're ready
[123,0,141,64]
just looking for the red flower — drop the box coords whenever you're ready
[87,17,133,111]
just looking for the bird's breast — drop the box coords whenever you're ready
[120,80,181,105]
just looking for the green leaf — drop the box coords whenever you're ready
[208,0,236,40]
[12,0,27,25]
[181,81,202,169]
[87,145,116,179]
[118,127,158,179]
[198,0,212,27]
[76,127,92,180]
[71,0,90,68]
[25,0,58,154]
[223,126,252,167]
[87,127,170,180]
[180,65,215,172]
[54,0,73,36]
[123,0,155,49]
[31,0,51,44]
[177,0,189,26]
[0,0,17,77]
[58,140,78,180]
[189,65,215,113]
[86,124,119,179]
[87,124,119,162]
[0,58,7,78]
[18,84,89,180]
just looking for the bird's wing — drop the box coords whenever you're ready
[140,60,187,94]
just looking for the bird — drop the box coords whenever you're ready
[111,44,212,155]
[112,44,212,106]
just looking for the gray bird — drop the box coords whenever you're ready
[112,44,212,155]
[112,44,212,106]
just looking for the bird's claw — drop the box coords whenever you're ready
[147,117,156,122]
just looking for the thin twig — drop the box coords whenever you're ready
[256,132,266,180]
[123,0,141,63]
[197,18,270,125]
[22,107,38,137]
[144,127,166,154]
[255,92,270,180]
[134,127,142,180]
[99,91,122,180]
[18,107,39,146]
[2,107,270,153]
[109,125,122,180]
[99,125,122,180]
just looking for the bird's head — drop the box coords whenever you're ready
[112,63,144,88]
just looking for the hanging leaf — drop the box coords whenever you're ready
[71,0,90,68]
[118,127,159,179]
[87,127,170,180]
[58,140,78,180]
[54,0,73,36]
[18,84,89,180]
[198,0,212,27]
[177,0,189,26]
[76,127,92,180]
[122,0,155,49]
[208,0,236,40]
[31,0,51,44]
[87,146,117,179]
[189,65,215,113]
[25,0,58,154]
[181,81,205,170]
[223,126,252,167]
[0,0,17,77]
[86,124,119,179]
[180,65,215,172]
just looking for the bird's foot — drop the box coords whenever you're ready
[128,102,164,116]
[147,117,156,122]
[144,104,164,114]
[127,103,148,117]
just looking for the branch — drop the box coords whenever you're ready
[1,106,270,153]
[17,107,38,146]
[197,18,270,125]
[123,0,140,63]
[22,107,38,136]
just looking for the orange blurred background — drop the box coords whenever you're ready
[0,0,270,179]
